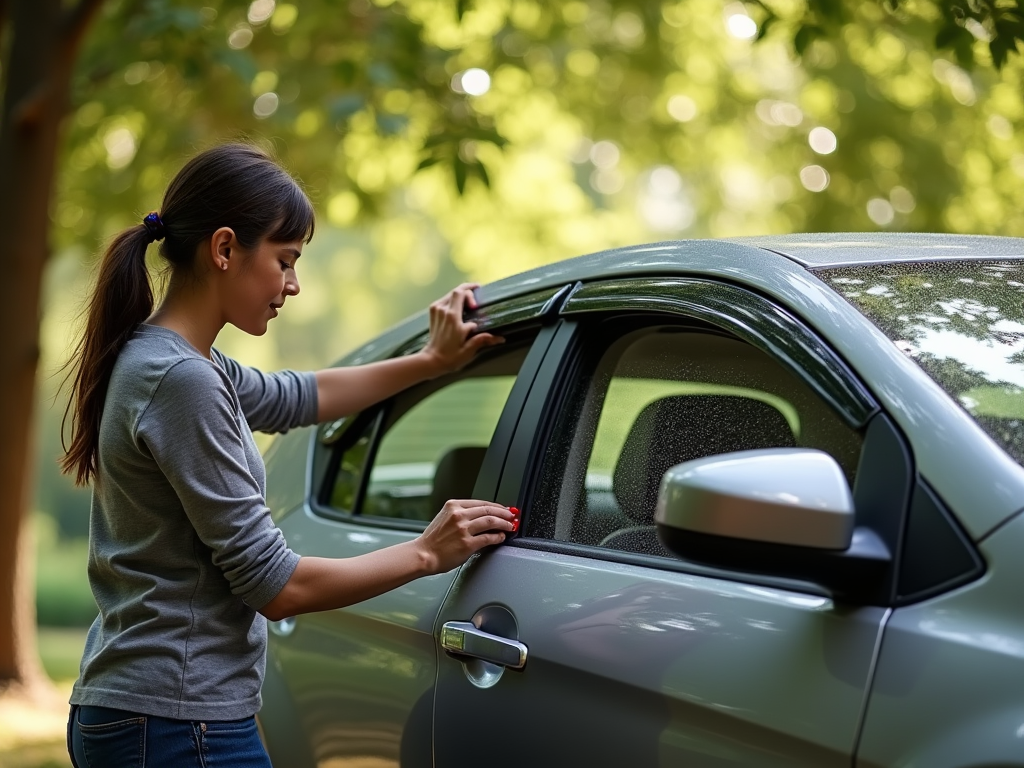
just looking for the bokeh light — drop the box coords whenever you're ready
[725,12,757,40]
[667,95,698,122]
[808,127,838,155]
[890,186,917,213]
[800,165,830,192]
[451,68,491,96]
[253,92,279,118]
[248,0,276,25]
[591,169,625,195]
[103,127,136,169]
[867,198,896,226]
[638,166,693,232]
[756,100,804,127]
[228,26,253,49]
[590,141,621,169]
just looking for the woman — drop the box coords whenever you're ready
[60,143,515,767]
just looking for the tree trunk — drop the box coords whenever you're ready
[0,0,103,697]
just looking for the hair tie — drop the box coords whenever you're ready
[142,211,166,243]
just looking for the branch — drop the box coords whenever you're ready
[61,0,105,52]
[0,0,9,51]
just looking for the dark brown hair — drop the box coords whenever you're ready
[61,143,315,485]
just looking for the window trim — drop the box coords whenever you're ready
[507,537,833,597]
[560,277,879,428]
[308,322,562,530]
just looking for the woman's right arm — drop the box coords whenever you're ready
[259,500,514,621]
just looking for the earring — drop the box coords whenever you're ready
[220,262,228,270]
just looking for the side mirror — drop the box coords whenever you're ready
[656,448,855,550]
[656,449,890,602]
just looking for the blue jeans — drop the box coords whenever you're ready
[67,705,273,768]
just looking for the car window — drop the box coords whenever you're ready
[817,259,1024,467]
[527,325,863,558]
[324,345,528,525]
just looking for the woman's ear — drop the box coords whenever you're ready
[209,227,236,272]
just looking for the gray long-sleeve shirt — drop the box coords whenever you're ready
[69,324,318,720]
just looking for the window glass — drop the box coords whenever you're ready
[328,421,374,513]
[324,345,528,524]
[528,326,862,559]
[817,260,1024,466]
[363,377,516,522]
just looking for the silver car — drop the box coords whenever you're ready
[260,234,1024,767]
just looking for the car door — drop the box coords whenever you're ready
[432,278,910,767]
[261,287,572,768]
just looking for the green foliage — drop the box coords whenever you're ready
[56,0,1024,266]
[38,626,90,681]
[28,0,1024,530]
[34,515,97,628]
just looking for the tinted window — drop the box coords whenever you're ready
[363,377,515,522]
[818,260,1024,466]
[323,346,528,524]
[328,418,375,512]
[528,325,862,558]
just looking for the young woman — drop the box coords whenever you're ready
[60,143,515,767]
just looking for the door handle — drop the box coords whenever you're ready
[440,621,528,669]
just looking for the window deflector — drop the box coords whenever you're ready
[561,278,878,428]
[318,283,575,445]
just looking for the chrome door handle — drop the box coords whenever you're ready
[440,621,528,669]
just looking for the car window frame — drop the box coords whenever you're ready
[493,276,927,603]
[306,288,572,532]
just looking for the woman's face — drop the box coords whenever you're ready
[222,235,303,336]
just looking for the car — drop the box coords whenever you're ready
[258,233,1024,768]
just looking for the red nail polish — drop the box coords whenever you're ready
[510,507,520,516]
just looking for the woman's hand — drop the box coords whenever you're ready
[421,283,503,376]
[415,499,516,574]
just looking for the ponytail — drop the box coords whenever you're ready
[60,143,314,486]
[61,225,155,486]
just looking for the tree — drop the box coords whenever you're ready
[6,0,1024,699]
[0,0,105,698]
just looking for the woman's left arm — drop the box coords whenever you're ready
[315,283,503,422]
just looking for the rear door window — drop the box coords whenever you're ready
[322,344,529,525]
[362,376,516,522]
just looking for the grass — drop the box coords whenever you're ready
[0,514,94,768]
[0,626,88,768]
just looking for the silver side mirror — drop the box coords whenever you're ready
[655,448,855,551]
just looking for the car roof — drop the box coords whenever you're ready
[726,232,1024,268]
[349,232,1024,358]
[475,233,1024,308]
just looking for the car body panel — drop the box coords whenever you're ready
[265,509,446,768]
[728,232,1024,268]
[857,510,1024,767]
[432,546,887,767]
[264,425,315,523]
[467,239,1024,538]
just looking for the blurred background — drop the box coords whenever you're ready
[8,0,1024,762]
